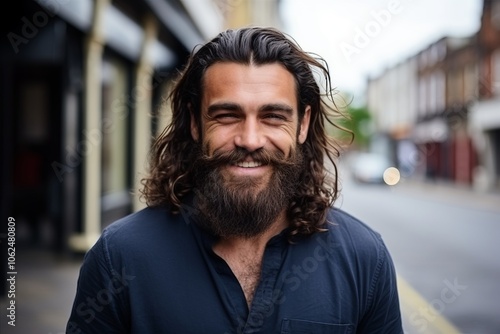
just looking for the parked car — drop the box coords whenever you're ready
[349,152,393,184]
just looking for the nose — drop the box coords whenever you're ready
[234,118,266,152]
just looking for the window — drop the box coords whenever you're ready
[492,1,500,29]
[418,76,427,116]
[463,64,478,102]
[101,56,129,196]
[435,70,446,111]
[492,48,500,96]
[429,73,437,112]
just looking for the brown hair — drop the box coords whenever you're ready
[141,27,351,237]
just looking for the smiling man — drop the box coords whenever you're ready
[67,27,403,333]
[194,62,307,230]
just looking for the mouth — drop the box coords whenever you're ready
[223,159,271,180]
[232,161,264,168]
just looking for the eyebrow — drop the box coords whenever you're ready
[259,103,294,114]
[207,102,242,115]
[207,102,294,115]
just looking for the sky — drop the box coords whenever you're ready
[280,0,484,105]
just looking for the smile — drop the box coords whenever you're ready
[233,161,263,168]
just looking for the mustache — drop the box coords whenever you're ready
[198,147,297,169]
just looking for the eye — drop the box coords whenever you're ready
[215,113,238,119]
[213,112,240,123]
[263,113,287,122]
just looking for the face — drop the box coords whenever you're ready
[192,62,310,187]
[190,62,311,238]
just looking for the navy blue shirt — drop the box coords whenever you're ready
[66,206,402,333]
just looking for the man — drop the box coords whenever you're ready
[67,27,403,333]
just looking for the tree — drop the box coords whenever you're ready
[338,106,373,150]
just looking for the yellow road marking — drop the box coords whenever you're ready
[397,274,462,334]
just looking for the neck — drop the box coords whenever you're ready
[212,211,288,308]
[214,210,288,254]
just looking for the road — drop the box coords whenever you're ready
[336,173,500,334]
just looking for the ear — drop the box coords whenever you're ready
[298,106,311,144]
[189,106,199,141]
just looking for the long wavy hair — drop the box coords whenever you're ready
[141,27,351,238]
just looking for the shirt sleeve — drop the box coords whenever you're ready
[66,230,132,334]
[357,240,404,334]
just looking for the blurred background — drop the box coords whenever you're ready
[1,0,499,333]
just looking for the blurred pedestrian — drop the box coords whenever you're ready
[67,26,403,333]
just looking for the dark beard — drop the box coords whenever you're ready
[192,145,303,238]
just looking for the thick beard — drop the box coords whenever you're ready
[193,145,303,238]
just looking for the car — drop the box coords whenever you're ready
[349,152,393,184]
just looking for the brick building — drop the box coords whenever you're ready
[367,0,500,190]
[470,0,500,191]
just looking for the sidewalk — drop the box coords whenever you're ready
[394,177,500,214]
[0,247,83,334]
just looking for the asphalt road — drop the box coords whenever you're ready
[336,174,500,334]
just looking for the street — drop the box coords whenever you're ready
[337,170,500,334]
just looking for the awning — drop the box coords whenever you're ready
[469,98,500,131]
[35,0,182,68]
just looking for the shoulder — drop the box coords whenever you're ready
[326,207,384,247]
[320,210,402,331]
[95,206,193,257]
[104,205,192,235]
[103,206,170,236]
[317,207,393,270]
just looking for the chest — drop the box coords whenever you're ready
[125,231,368,334]
[223,255,263,307]
[129,250,360,334]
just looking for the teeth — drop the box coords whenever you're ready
[235,161,262,168]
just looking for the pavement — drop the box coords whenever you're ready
[0,247,83,334]
[0,179,498,334]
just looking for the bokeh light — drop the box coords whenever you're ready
[383,167,401,185]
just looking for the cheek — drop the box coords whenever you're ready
[201,123,223,151]
[271,125,300,153]
[202,130,232,156]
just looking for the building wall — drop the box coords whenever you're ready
[1,0,223,260]
[366,25,488,185]
[469,0,500,190]
[366,54,418,173]
[217,0,283,29]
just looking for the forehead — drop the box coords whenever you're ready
[201,62,298,106]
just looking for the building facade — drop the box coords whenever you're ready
[1,0,223,266]
[470,0,500,191]
[216,0,283,29]
[415,36,479,184]
[366,55,419,176]
[367,0,499,190]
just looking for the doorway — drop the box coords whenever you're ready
[10,64,63,251]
